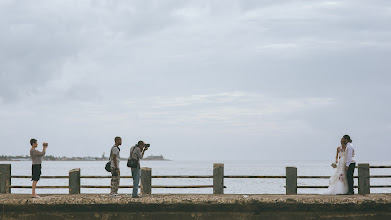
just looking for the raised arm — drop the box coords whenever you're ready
[141,147,148,159]
[335,147,340,163]
[32,149,46,156]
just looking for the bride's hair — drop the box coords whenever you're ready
[343,135,352,143]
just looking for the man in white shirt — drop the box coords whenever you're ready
[110,136,121,197]
[344,135,356,195]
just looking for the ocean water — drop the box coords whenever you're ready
[1,160,390,194]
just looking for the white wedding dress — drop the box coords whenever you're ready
[324,148,349,195]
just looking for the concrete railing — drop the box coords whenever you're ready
[1,163,390,195]
[287,163,375,195]
[0,164,11,194]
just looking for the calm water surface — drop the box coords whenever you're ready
[2,160,390,194]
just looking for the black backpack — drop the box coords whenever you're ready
[105,146,119,172]
[105,161,111,172]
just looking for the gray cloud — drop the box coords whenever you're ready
[0,0,390,161]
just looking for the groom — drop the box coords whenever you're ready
[343,135,355,195]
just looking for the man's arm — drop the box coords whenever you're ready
[346,146,353,167]
[135,148,143,160]
[141,148,148,159]
[32,148,46,156]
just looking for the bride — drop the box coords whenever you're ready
[324,138,349,195]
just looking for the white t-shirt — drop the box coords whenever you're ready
[346,143,355,167]
[110,146,120,168]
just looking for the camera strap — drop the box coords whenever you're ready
[130,146,137,160]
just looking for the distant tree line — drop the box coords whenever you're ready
[0,155,109,161]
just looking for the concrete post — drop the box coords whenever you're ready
[358,163,370,195]
[213,163,224,194]
[141,167,152,195]
[0,164,11,194]
[286,167,297,195]
[69,168,80,194]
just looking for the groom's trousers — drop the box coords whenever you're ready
[347,162,356,194]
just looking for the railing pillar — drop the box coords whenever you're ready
[141,167,152,195]
[213,163,224,194]
[286,167,297,195]
[0,164,11,194]
[358,163,370,195]
[69,168,80,194]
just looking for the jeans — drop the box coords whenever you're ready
[132,168,141,197]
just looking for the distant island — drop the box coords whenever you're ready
[142,155,170,161]
[0,155,108,161]
[0,154,170,161]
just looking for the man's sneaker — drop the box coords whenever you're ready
[110,194,121,198]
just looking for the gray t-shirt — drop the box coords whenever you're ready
[110,146,120,168]
[30,149,45,164]
[129,146,142,168]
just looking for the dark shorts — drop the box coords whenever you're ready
[32,164,42,181]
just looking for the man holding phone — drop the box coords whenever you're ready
[30,139,48,198]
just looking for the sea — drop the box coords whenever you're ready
[2,160,390,195]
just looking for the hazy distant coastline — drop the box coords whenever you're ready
[0,155,170,161]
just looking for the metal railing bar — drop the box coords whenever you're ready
[11,186,68,188]
[80,185,213,189]
[298,186,359,189]
[11,176,68,178]
[224,176,285,178]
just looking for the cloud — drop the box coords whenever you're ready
[131,92,335,134]
[0,0,390,160]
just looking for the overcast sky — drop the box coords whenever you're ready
[0,0,390,161]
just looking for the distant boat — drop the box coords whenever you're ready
[142,155,169,161]
[11,158,30,161]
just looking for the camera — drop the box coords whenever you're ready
[145,144,150,148]
[43,142,48,147]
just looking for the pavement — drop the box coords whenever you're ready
[1,194,391,213]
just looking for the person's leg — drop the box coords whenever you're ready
[132,168,140,197]
[110,170,116,195]
[348,163,356,194]
[32,181,38,196]
[114,169,120,195]
[32,164,40,197]
[346,165,353,194]
[136,168,141,195]
[131,168,137,197]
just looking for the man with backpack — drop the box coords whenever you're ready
[110,136,122,197]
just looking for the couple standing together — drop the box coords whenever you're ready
[109,137,148,198]
[325,135,356,195]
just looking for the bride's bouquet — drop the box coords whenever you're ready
[331,163,337,168]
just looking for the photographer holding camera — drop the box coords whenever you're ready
[30,139,48,198]
[129,140,149,198]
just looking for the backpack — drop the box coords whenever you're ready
[105,146,119,172]
[105,161,111,172]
